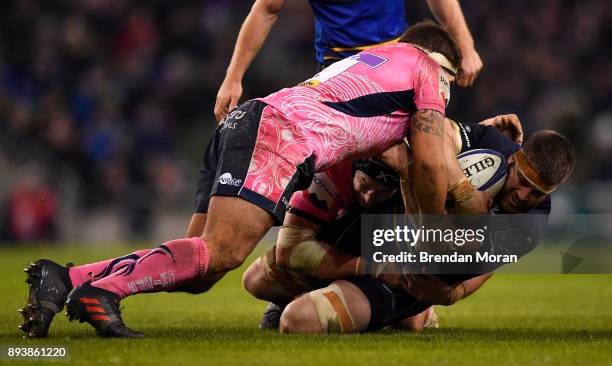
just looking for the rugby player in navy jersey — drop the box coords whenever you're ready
[242,118,575,333]
[213,0,483,123]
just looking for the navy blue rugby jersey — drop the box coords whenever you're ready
[456,122,551,216]
[309,0,407,65]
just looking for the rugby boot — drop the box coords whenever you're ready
[259,302,287,330]
[19,260,73,337]
[65,282,143,338]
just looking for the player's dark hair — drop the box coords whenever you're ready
[399,20,461,71]
[353,159,399,188]
[524,130,576,186]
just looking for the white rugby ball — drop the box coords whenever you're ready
[457,149,508,197]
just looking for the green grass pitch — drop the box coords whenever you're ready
[0,245,611,366]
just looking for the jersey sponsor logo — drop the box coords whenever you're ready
[219,110,247,132]
[218,172,242,186]
[220,120,238,132]
[298,80,320,87]
[227,109,247,120]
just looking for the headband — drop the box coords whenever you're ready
[410,43,458,75]
[353,159,399,188]
[514,150,557,195]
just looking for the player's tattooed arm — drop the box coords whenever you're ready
[409,112,492,214]
[409,109,447,213]
[410,109,445,139]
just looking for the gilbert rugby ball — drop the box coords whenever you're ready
[457,149,508,197]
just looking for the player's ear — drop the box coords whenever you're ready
[507,154,516,166]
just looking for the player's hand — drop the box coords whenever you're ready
[456,48,483,87]
[479,114,524,145]
[214,78,243,123]
[455,190,492,214]
[401,274,456,305]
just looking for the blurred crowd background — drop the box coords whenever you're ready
[1,0,611,244]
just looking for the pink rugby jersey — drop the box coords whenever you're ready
[259,42,450,172]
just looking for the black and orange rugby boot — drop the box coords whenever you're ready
[65,282,143,338]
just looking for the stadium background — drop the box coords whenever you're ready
[0,0,611,244]
[0,2,611,365]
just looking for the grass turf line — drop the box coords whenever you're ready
[0,245,610,366]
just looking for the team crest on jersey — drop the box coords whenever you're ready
[298,79,320,87]
[439,70,451,106]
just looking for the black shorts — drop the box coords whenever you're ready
[195,100,315,224]
[347,274,478,331]
[347,277,430,331]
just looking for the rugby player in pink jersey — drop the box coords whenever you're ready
[19,21,490,338]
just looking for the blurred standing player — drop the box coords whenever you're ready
[214,0,483,122]
[20,22,489,338]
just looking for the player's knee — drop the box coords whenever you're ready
[281,284,356,334]
[279,297,321,334]
[242,259,266,298]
